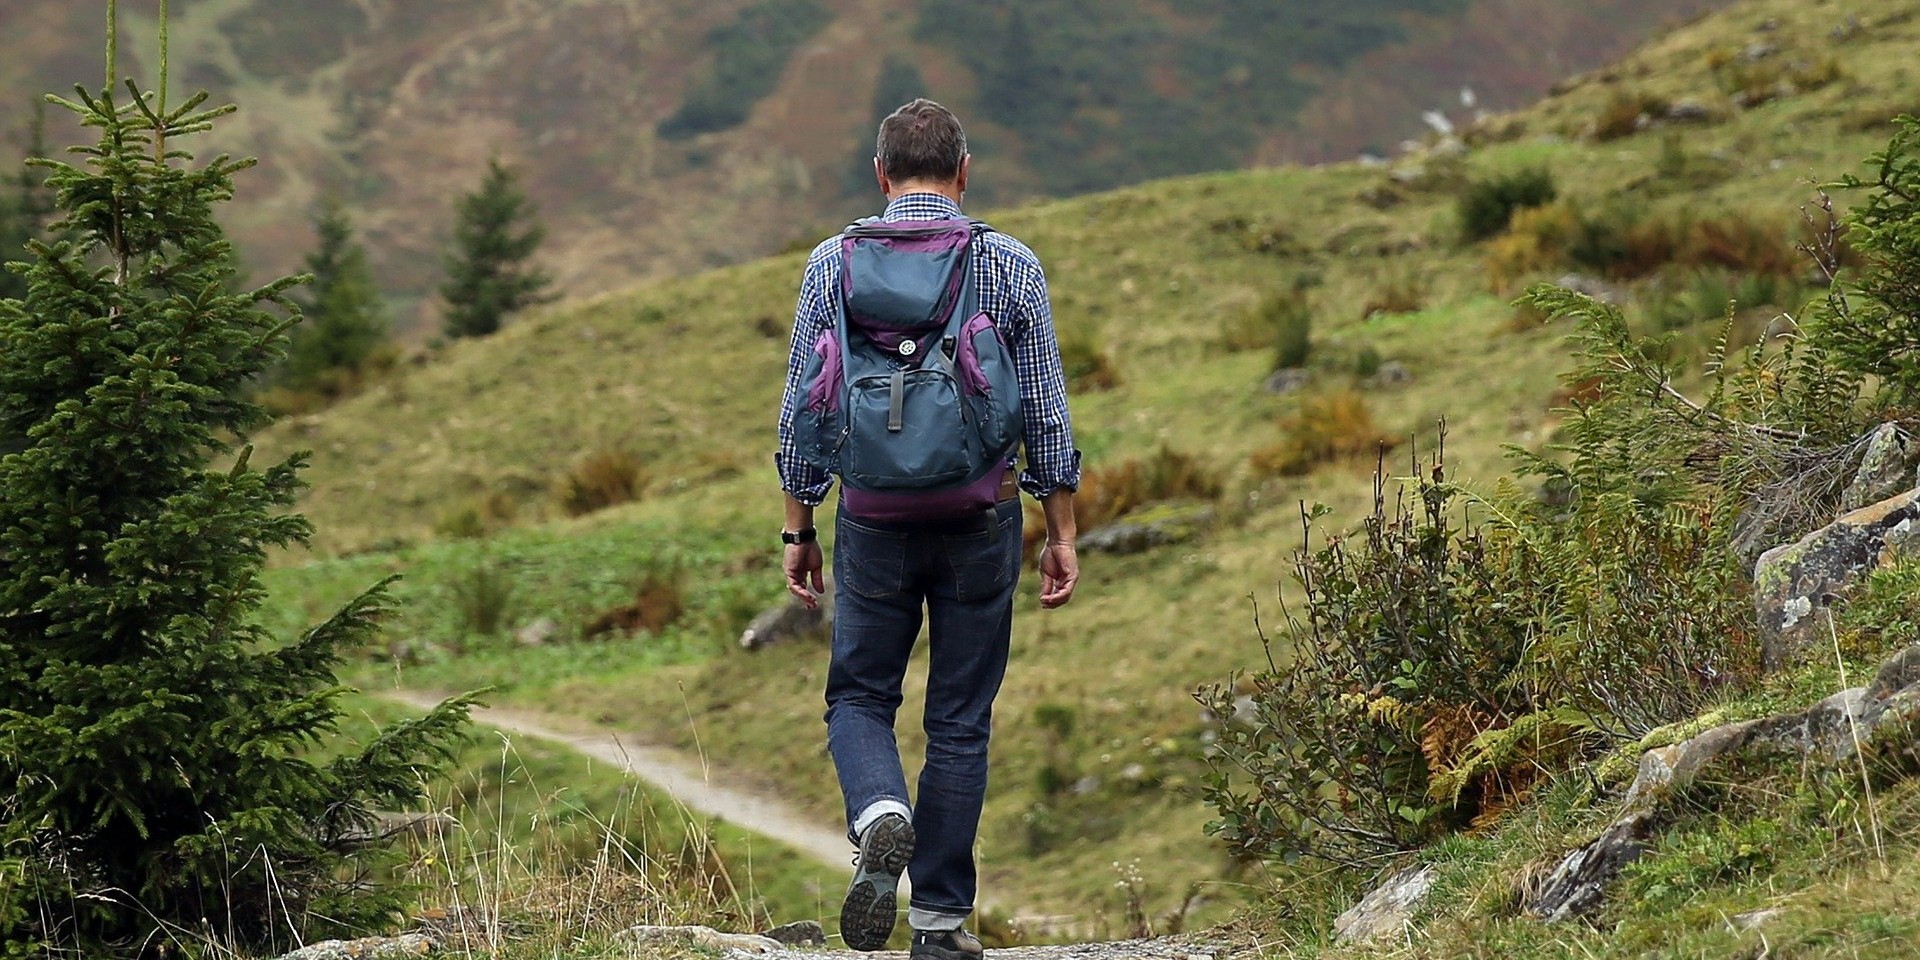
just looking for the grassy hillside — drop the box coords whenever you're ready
[253,0,1920,937]
[0,0,1730,329]
[331,694,845,944]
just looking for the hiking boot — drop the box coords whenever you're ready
[840,813,915,951]
[911,928,984,960]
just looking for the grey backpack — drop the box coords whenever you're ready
[793,218,1022,520]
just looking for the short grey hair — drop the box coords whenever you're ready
[875,98,967,183]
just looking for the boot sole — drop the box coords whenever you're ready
[911,943,983,960]
[840,816,915,951]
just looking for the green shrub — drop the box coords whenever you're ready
[1838,559,1920,661]
[1203,438,1758,866]
[451,561,518,637]
[1646,268,1802,332]
[1458,167,1558,242]
[1822,116,1920,406]
[1711,50,1843,107]
[1354,345,1384,378]
[1270,295,1313,370]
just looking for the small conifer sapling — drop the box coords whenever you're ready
[440,157,553,338]
[0,10,472,953]
[281,199,390,395]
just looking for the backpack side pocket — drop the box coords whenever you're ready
[955,312,1023,460]
[794,330,844,473]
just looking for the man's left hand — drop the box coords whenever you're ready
[785,542,826,609]
[1039,541,1078,609]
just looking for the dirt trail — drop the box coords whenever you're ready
[380,690,860,875]
[369,692,1233,959]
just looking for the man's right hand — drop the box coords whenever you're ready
[785,542,826,609]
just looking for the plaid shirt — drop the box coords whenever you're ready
[776,192,1082,507]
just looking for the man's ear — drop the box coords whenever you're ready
[956,154,970,196]
[874,157,890,199]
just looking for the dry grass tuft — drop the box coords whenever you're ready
[556,448,647,517]
[582,571,687,640]
[1251,389,1397,477]
[1059,325,1122,392]
[1027,446,1225,557]
[1590,88,1669,142]
[1362,272,1429,320]
[395,737,763,957]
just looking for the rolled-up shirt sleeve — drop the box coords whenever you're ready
[1009,266,1082,499]
[775,250,836,506]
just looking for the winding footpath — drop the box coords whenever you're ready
[317,691,1240,960]
[379,689,861,873]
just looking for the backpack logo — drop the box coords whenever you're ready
[793,218,1023,520]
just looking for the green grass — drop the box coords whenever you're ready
[332,694,843,940]
[256,0,1920,935]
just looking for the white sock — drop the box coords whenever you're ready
[909,907,967,932]
[851,798,913,841]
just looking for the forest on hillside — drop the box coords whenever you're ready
[0,0,1729,330]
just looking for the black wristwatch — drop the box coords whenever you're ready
[781,527,817,546]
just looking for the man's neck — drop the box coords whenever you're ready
[886,180,963,205]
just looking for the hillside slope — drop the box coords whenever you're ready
[254,0,1920,934]
[0,0,1729,329]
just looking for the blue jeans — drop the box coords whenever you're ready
[825,498,1023,926]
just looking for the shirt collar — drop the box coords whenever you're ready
[882,192,964,222]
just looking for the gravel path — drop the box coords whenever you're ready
[380,690,863,874]
[745,938,1232,960]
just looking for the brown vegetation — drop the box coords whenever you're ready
[557,448,647,517]
[1251,389,1396,477]
[582,572,686,640]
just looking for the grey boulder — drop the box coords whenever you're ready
[1753,488,1920,672]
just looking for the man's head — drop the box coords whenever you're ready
[874,98,969,201]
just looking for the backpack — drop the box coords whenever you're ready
[793,217,1023,521]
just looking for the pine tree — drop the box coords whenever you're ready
[440,157,553,339]
[0,8,471,953]
[842,58,930,200]
[282,199,389,393]
[0,100,54,302]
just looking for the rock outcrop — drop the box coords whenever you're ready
[624,924,786,954]
[1752,488,1920,671]
[1839,423,1918,513]
[740,579,833,650]
[1079,503,1216,556]
[1335,865,1436,941]
[272,934,436,960]
[761,920,828,946]
[1519,642,1920,921]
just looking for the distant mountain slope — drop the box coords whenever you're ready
[250,0,1920,925]
[0,0,1730,329]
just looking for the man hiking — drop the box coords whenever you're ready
[776,98,1082,957]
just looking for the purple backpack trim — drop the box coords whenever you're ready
[806,329,842,412]
[843,465,1007,521]
[954,313,998,396]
